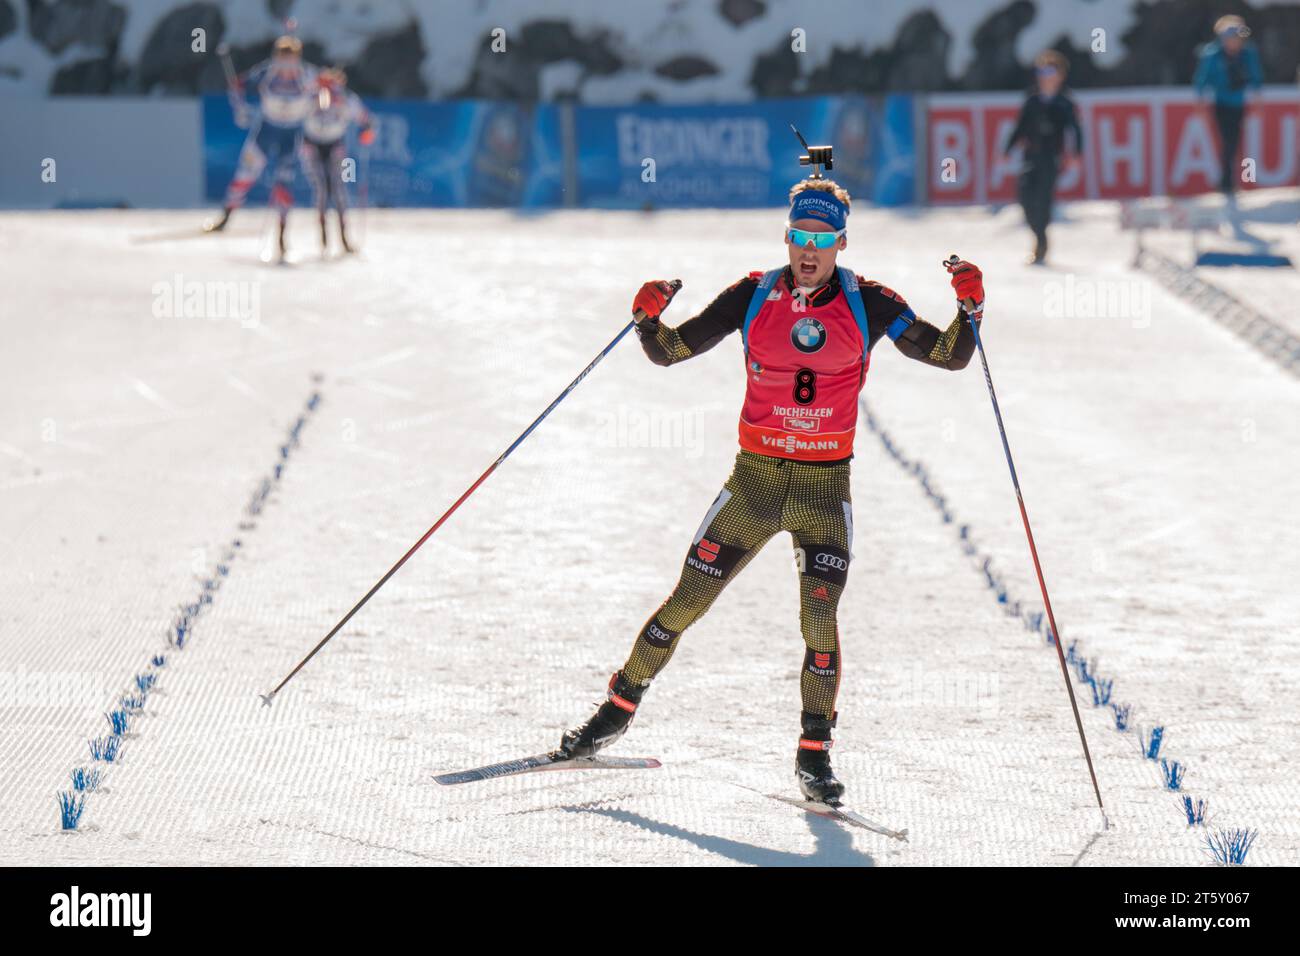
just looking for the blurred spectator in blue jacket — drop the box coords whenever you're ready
[1194,15,1263,194]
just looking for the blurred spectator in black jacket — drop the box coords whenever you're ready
[1004,51,1083,265]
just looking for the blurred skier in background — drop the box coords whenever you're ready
[1004,50,1083,265]
[303,67,375,254]
[558,172,985,803]
[1194,15,1263,197]
[205,35,316,260]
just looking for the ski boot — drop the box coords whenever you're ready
[795,711,845,803]
[1028,234,1047,266]
[559,671,645,757]
[203,205,233,233]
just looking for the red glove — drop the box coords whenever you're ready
[946,259,984,315]
[632,280,676,325]
[359,126,376,146]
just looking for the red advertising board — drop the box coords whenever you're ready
[926,88,1300,203]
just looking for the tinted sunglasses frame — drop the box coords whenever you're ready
[786,225,846,249]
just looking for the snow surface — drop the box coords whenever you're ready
[1136,189,1300,340]
[0,196,1297,866]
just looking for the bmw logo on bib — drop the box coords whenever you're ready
[791,317,826,354]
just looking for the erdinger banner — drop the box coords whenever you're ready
[926,86,1299,204]
[574,95,916,208]
[203,94,913,209]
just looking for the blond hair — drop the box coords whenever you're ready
[1035,50,1069,75]
[1214,15,1250,37]
[789,177,851,209]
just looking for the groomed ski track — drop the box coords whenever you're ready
[1,200,1296,866]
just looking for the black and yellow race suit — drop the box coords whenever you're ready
[621,265,975,719]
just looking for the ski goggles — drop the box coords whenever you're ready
[786,224,845,249]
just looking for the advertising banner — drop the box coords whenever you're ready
[202,96,565,208]
[572,95,916,208]
[925,87,1299,204]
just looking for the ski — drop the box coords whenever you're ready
[434,750,662,786]
[128,224,255,245]
[764,791,909,842]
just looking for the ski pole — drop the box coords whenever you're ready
[944,254,1108,829]
[356,140,369,250]
[217,43,241,106]
[216,43,250,130]
[260,281,682,706]
[216,43,237,88]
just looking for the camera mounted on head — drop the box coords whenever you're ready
[791,125,833,179]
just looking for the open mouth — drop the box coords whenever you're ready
[797,261,819,279]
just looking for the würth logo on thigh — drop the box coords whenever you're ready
[49,886,151,937]
[686,538,743,578]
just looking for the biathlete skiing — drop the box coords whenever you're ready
[265,137,984,817]
[205,35,316,259]
[303,67,374,254]
[558,145,986,803]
